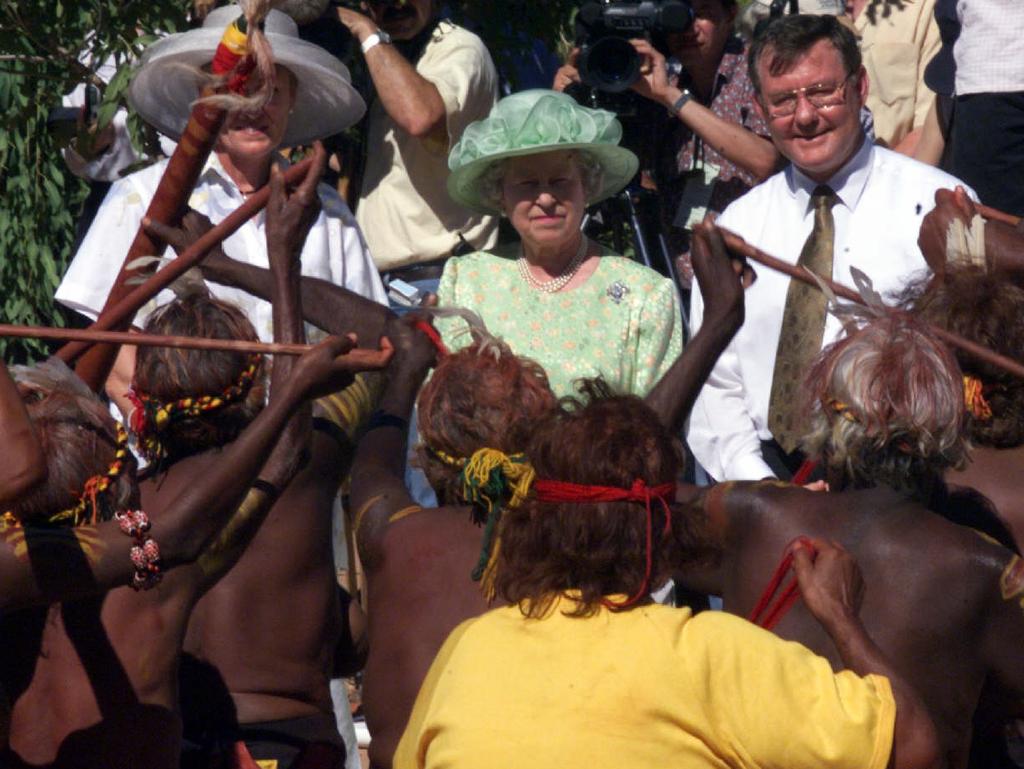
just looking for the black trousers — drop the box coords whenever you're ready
[951,91,1024,218]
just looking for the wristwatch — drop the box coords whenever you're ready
[669,89,693,116]
[361,29,392,54]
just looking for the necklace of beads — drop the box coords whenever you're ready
[517,236,589,294]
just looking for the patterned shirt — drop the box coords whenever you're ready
[655,36,769,286]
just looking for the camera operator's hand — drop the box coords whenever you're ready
[629,39,675,108]
[336,6,379,46]
[552,48,581,93]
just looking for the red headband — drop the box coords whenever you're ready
[532,478,676,610]
[413,319,449,358]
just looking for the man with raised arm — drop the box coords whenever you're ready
[2,150,390,769]
[687,13,971,481]
[675,299,1024,767]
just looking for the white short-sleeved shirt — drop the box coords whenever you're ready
[57,154,387,340]
[357,21,499,270]
[687,139,973,481]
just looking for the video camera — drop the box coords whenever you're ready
[574,0,694,93]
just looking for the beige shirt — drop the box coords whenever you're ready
[855,0,941,149]
[358,21,499,270]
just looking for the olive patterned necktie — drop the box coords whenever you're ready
[767,184,840,455]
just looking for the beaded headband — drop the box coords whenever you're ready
[428,445,535,600]
[963,375,993,422]
[126,353,262,463]
[532,478,676,610]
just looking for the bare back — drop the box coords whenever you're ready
[714,482,1024,769]
[361,503,497,769]
[3,452,216,768]
[948,445,1024,552]
[183,429,346,725]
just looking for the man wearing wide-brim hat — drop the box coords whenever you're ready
[55,7,384,769]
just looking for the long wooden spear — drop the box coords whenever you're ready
[718,228,1024,380]
[0,325,314,356]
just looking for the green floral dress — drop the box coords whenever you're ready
[435,244,684,398]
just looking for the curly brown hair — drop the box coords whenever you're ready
[416,338,556,503]
[906,267,1024,448]
[496,381,682,618]
[133,294,266,463]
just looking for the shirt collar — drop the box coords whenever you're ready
[786,134,873,213]
[197,152,288,198]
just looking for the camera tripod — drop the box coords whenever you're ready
[583,181,685,302]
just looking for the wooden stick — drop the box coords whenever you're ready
[3,325,313,356]
[978,203,1022,228]
[56,156,315,365]
[719,228,1024,381]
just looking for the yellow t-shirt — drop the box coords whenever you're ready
[395,597,895,769]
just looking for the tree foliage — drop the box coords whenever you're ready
[0,1,192,362]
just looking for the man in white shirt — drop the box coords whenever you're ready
[948,0,1024,217]
[687,13,971,481]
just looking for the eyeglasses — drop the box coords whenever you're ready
[762,73,857,119]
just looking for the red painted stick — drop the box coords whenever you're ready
[56,156,314,364]
[978,203,1021,228]
[0,325,313,356]
[719,228,1024,381]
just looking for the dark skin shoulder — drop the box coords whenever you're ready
[947,444,1024,552]
[691,480,1023,769]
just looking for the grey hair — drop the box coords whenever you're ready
[801,312,968,495]
[479,150,606,212]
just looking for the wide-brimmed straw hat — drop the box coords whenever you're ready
[128,5,365,148]
[447,89,639,215]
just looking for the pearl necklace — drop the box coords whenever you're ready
[518,237,589,294]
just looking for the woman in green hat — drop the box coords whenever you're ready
[438,89,683,398]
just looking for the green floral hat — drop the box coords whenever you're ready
[447,89,639,215]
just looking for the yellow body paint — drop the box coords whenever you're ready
[1000,555,1024,602]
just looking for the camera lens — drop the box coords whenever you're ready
[580,36,642,93]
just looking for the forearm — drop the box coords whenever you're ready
[365,45,447,140]
[665,89,780,180]
[204,256,392,344]
[890,127,923,157]
[349,359,431,564]
[985,221,1024,282]
[158,383,304,565]
[826,613,940,769]
[646,315,741,434]
[351,362,429,498]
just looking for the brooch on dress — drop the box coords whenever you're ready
[606,281,630,304]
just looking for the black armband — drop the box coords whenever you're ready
[252,478,281,504]
[366,410,408,433]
